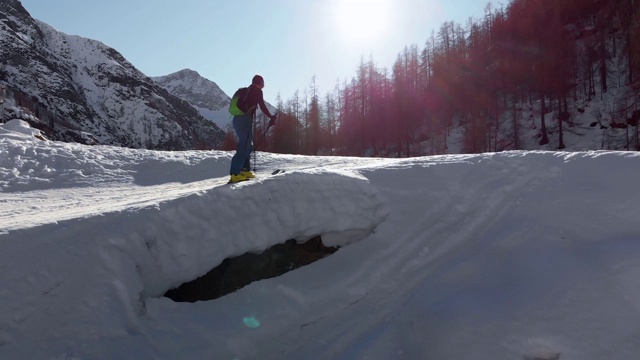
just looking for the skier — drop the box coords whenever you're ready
[228,74,277,183]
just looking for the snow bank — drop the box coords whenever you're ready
[0,166,387,358]
[0,130,227,192]
[0,119,45,140]
[3,125,640,359]
[118,169,388,297]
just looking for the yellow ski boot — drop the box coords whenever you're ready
[241,170,256,179]
[228,173,248,184]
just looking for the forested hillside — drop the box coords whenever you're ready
[255,0,640,156]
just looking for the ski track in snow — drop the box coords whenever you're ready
[0,179,231,234]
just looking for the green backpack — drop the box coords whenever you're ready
[229,87,254,116]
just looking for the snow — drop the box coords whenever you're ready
[0,119,45,139]
[193,105,232,129]
[1,122,640,360]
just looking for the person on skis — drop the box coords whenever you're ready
[228,74,277,183]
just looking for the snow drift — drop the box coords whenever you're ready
[1,123,640,359]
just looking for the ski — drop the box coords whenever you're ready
[228,170,284,184]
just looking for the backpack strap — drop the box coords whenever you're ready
[229,86,257,116]
[241,86,257,115]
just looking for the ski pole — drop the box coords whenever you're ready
[262,112,278,138]
[262,124,272,138]
[253,113,277,172]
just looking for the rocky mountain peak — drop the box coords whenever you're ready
[153,69,231,129]
[174,68,202,79]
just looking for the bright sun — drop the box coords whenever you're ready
[332,0,390,43]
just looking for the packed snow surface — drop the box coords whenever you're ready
[1,124,640,360]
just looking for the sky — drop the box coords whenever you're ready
[2,119,640,359]
[19,0,491,104]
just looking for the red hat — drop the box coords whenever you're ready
[252,75,264,86]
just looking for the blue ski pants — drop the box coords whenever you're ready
[230,114,253,175]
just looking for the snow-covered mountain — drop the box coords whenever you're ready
[0,0,225,150]
[152,69,232,129]
[153,69,279,131]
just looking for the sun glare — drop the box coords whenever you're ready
[332,0,390,43]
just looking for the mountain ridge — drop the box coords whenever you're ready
[0,0,225,150]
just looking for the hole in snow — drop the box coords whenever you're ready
[164,235,338,302]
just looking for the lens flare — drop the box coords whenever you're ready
[243,316,261,329]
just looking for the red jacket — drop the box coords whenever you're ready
[242,84,274,118]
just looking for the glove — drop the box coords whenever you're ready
[268,114,277,127]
